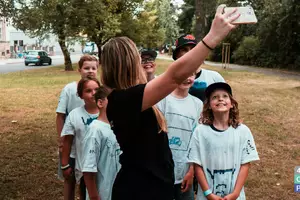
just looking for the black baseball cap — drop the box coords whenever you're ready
[140,49,157,59]
[205,82,233,99]
[172,34,197,60]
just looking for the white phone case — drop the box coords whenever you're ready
[224,6,258,24]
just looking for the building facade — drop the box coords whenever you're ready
[0,18,11,59]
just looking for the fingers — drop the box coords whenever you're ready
[216,4,226,15]
[223,7,237,19]
[228,12,241,24]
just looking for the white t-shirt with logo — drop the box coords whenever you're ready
[56,81,84,115]
[188,124,260,199]
[82,120,121,200]
[157,94,203,184]
[189,69,225,102]
[61,106,99,181]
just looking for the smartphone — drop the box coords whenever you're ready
[224,6,258,24]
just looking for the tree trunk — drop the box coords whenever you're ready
[194,0,206,40]
[58,35,73,71]
[96,42,102,63]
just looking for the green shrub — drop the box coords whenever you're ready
[232,36,260,65]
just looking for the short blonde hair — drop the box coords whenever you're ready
[78,54,99,69]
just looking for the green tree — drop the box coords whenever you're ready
[0,0,14,17]
[156,0,179,45]
[178,0,195,34]
[13,0,82,70]
[73,0,143,59]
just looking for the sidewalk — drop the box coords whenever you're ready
[0,55,66,65]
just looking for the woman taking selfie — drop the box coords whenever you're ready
[100,5,239,200]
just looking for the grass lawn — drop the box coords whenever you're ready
[0,59,300,199]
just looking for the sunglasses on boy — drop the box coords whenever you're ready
[141,57,155,64]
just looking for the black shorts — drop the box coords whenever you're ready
[112,168,174,200]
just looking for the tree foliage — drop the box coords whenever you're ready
[178,0,300,69]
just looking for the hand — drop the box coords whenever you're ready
[223,193,239,200]
[62,167,73,180]
[205,4,240,48]
[206,193,223,200]
[207,193,223,200]
[58,136,64,153]
[181,172,193,192]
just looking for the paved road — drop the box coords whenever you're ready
[0,54,82,74]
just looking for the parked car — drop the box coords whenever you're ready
[24,50,52,66]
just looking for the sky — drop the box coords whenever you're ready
[172,0,185,7]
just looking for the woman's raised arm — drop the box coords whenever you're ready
[142,5,239,111]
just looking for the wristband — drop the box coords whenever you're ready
[203,189,212,197]
[202,40,214,51]
[61,164,70,170]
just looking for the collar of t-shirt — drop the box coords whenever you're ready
[195,70,202,79]
[210,124,227,132]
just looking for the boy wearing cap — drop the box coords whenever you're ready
[157,73,203,200]
[140,49,158,82]
[173,34,225,102]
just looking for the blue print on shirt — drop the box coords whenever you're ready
[166,112,196,152]
[169,136,182,146]
[81,117,98,126]
[206,168,236,197]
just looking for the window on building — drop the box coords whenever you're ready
[19,40,24,46]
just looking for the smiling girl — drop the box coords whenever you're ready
[188,82,259,200]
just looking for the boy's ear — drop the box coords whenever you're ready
[96,99,104,108]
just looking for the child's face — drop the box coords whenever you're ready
[209,89,233,113]
[81,80,99,104]
[78,61,98,78]
[176,44,195,59]
[141,55,156,75]
[178,74,196,90]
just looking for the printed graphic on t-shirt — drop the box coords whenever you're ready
[189,81,207,102]
[82,116,98,126]
[166,112,196,152]
[206,167,236,197]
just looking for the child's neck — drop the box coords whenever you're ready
[146,73,155,82]
[172,88,189,99]
[97,109,109,124]
[84,103,99,114]
[213,112,230,130]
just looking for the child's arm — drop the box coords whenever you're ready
[56,113,65,152]
[84,172,100,200]
[61,135,74,179]
[195,164,223,200]
[181,164,194,192]
[223,163,250,200]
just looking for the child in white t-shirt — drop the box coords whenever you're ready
[60,77,100,199]
[188,82,259,200]
[157,73,203,200]
[82,86,121,200]
[56,55,98,200]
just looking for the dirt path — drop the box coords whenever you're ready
[205,61,300,80]
[157,54,300,80]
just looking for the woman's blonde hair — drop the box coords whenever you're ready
[200,93,241,128]
[101,37,167,133]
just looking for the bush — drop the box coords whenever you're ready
[232,36,260,65]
